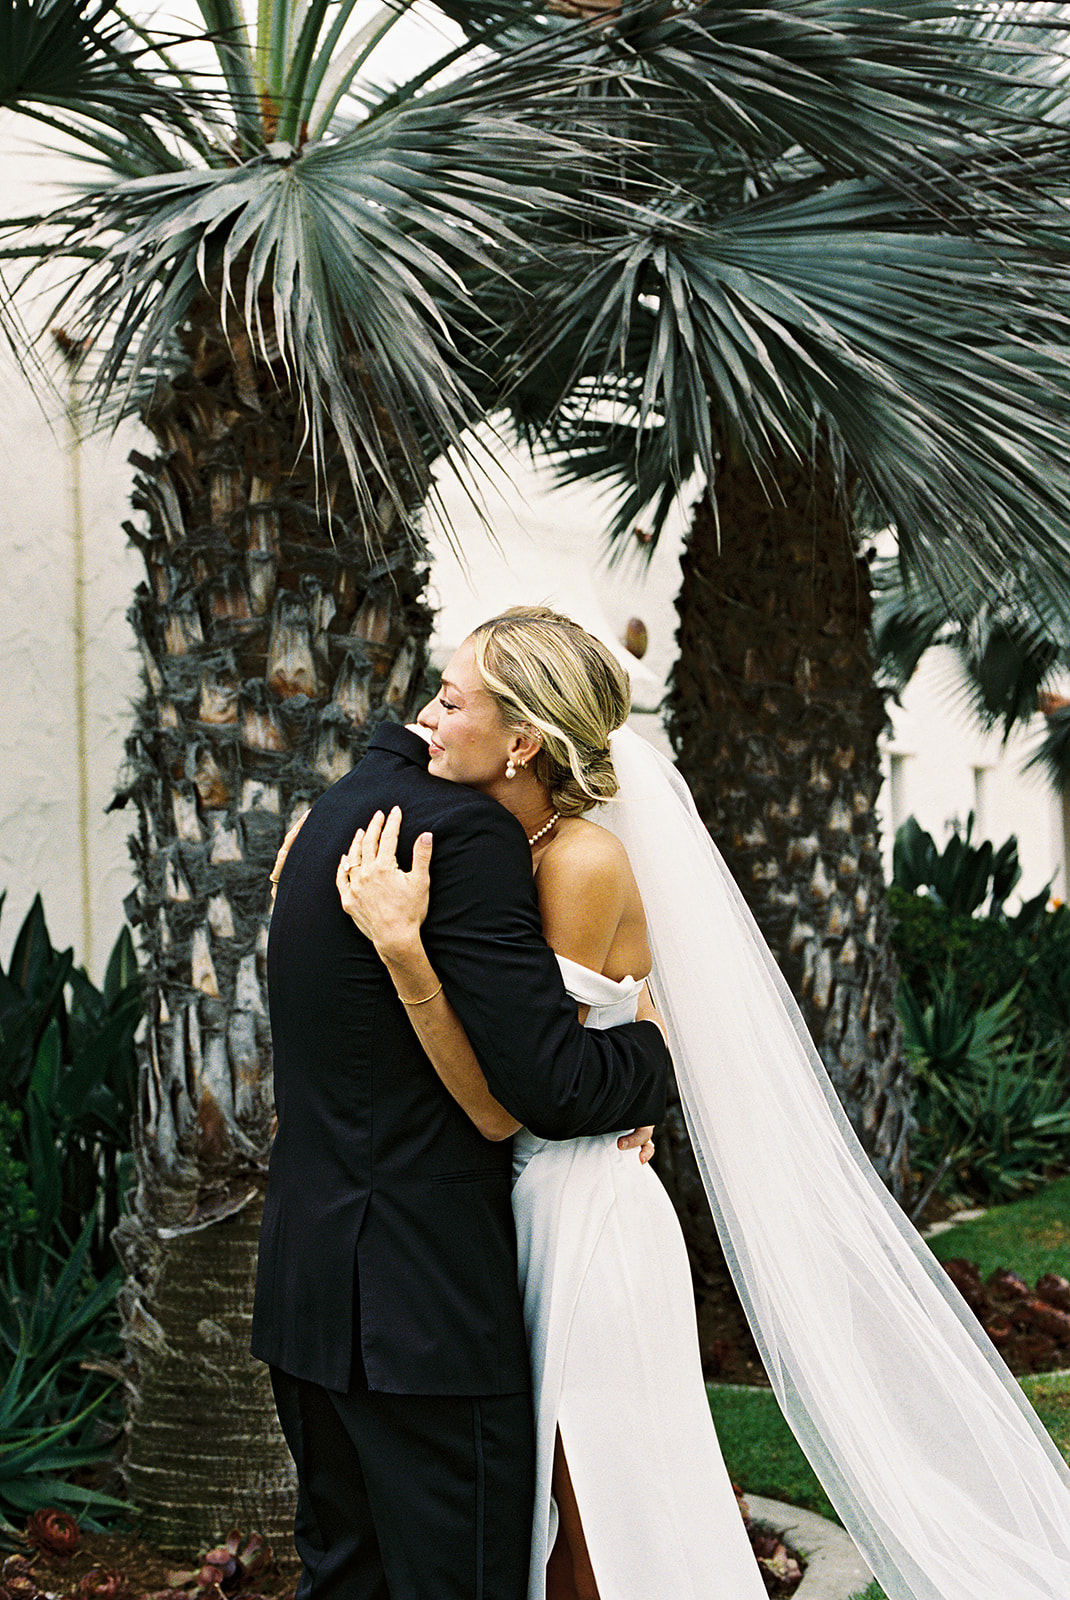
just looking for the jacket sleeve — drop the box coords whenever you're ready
[419,805,668,1139]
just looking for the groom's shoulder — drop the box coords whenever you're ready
[356,727,522,843]
[418,773,521,845]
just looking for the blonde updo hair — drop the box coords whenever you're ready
[469,606,631,816]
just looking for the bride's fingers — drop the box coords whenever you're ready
[379,805,403,863]
[284,809,309,844]
[338,828,365,878]
[269,809,310,895]
[360,809,385,864]
[411,831,433,887]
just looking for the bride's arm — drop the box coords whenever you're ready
[337,808,521,1142]
[339,808,657,1158]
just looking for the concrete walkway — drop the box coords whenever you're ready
[747,1496,873,1599]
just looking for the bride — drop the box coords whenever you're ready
[334,606,1070,1600]
[336,606,767,1600]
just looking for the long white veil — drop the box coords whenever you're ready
[603,725,1070,1600]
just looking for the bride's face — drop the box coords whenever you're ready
[417,639,518,792]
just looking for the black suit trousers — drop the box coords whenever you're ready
[270,1367,535,1600]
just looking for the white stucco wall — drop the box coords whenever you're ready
[882,646,1066,903]
[0,121,144,979]
[0,349,143,978]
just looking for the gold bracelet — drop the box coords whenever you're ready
[399,982,443,1007]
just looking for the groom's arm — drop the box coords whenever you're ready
[420,803,668,1140]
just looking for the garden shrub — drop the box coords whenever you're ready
[899,974,1070,1202]
[0,1105,36,1257]
[0,895,140,1282]
[889,819,1070,1202]
[0,896,140,1532]
[889,887,1070,1059]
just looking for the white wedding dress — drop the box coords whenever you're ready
[511,954,768,1600]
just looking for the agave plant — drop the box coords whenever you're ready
[900,974,1070,1204]
[0,1213,126,1533]
[0,898,139,1284]
[892,815,1034,923]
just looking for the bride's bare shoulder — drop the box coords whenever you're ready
[542,816,631,878]
[538,817,647,974]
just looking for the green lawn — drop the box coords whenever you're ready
[707,1384,837,1522]
[709,1373,1068,1600]
[1020,1369,1070,1461]
[925,1175,1070,1282]
[707,1386,890,1596]
[710,1181,1070,1600]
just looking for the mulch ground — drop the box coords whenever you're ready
[15,1517,803,1600]
[7,1531,301,1600]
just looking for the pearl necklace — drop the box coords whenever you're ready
[527,811,560,847]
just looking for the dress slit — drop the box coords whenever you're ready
[512,957,768,1600]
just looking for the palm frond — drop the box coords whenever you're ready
[525,0,1070,202]
[192,0,260,149]
[486,150,1070,610]
[34,28,686,533]
[872,556,958,690]
[0,0,202,154]
[1028,702,1070,789]
[872,555,1070,742]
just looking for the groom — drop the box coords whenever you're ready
[252,721,669,1600]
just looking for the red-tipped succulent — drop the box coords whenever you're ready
[2,1557,44,1600]
[191,1533,274,1596]
[74,1567,132,1600]
[25,1509,81,1558]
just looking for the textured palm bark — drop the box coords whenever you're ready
[112,297,432,1550]
[659,449,911,1361]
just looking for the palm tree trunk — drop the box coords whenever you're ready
[112,295,432,1551]
[659,445,910,1367]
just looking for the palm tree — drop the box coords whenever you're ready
[474,3,1070,1312]
[8,0,1070,1541]
[0,0,733,1547]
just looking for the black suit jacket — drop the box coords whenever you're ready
[251,724,668,1396]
